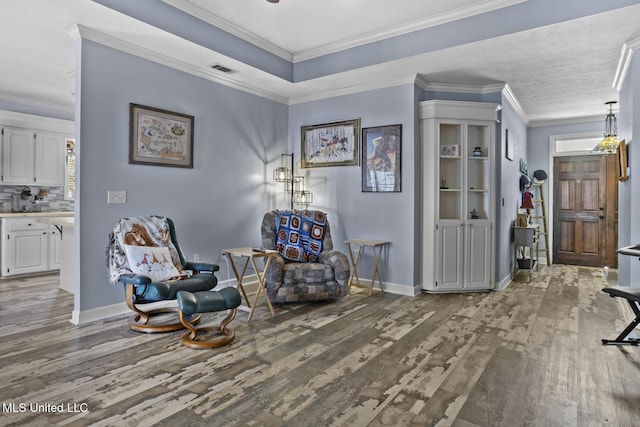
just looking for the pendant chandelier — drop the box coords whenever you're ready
[592,101,621,154]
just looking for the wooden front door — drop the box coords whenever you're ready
[553,155,618,267]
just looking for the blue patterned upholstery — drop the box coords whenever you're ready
[261,210,349,303]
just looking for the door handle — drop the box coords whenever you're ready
[599,215,605,219]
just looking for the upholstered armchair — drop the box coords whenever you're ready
[106,215,220,333]
[261,210,350,303]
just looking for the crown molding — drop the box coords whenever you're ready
[613,36,640,91]
[421,81,506,94]
[0,93,75,120]
[295,0,527,62]
[0,109,75,133]
[160,0,293,61]
[502,83,528,124]
[67,24,289,105]
[160,0,527,63]
[288,75,419,105]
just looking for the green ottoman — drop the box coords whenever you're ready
[176,287,242,349]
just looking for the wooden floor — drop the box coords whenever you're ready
[1,265,639,426]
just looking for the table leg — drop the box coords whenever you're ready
[226,253,251,307]
[371,245,384,294]
[248,256,276,321]
[347,243,363,293]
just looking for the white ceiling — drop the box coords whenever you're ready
[1,0,640,123]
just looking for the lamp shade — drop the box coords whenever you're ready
[273,166,291,182]
[592,135,620,154]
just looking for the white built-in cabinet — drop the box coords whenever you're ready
[1,218,61,277]
[1,126,66,185]
[420,100,498,292]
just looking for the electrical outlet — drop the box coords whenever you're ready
[193,253,199,262]
[219,250,226,261]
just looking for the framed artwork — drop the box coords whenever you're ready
[506,129,514,161]
[129,103,194,168]
[301,118,360,168]
[440,144,459,156]
[362,124,402,192]
[618,139,628,182]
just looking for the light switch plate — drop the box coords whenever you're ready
[107,190,126,204]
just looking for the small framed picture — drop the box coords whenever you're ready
[129,103,194,168]
[441,144,459,156]
[506,129,514,161]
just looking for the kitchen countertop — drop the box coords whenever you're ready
[36,217,75,227]
[0,211,74,218]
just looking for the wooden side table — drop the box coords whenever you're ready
[345,239,390,296]
[223,247,278,321]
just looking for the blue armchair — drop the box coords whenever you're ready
[107,215,220,333]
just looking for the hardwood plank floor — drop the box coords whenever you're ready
[1,265,639,426]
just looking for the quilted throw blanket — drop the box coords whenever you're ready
[106,215,187,285]
[275,210,326,262]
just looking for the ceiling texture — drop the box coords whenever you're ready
[2,0,640,124]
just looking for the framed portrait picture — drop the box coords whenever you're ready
[301,118,360,168]
[129,103,194,168]
[362,124,402,192]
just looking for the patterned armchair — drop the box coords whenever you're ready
[261,210,350,303]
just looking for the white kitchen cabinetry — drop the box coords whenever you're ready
[420,100,498,292]
[2,127,34,184]
[35,131,66,185]
[1,218,61,276]
[1,126,66,185]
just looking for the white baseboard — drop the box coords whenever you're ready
[70,300,175,325]
[351,278,418,296]
[494,273,514,291]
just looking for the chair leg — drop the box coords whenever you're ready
[179,309,237,349]
[125,284,200,333]
[602,298,640,346]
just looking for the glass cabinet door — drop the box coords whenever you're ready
[466,124,491,221]
[438,123,462,220]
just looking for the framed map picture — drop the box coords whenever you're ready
[129,103,194,168]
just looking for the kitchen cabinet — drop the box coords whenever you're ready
[1,217,62,277]
[1,126,66,185]
[420,100,498,292]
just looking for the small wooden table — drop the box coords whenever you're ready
[345,239,390,296]
[223,247,278,321]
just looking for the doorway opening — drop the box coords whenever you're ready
[550,134,618,268]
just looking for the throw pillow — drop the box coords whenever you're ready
[123,245,180,282]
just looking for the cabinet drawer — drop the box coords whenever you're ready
[4,218,49,232]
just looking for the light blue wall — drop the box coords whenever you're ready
[76,39,288,311]
[289,84,418,292]
[498,96,528,283]
[618,52,640,286]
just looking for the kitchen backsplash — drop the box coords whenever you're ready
[0,185,74,211]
